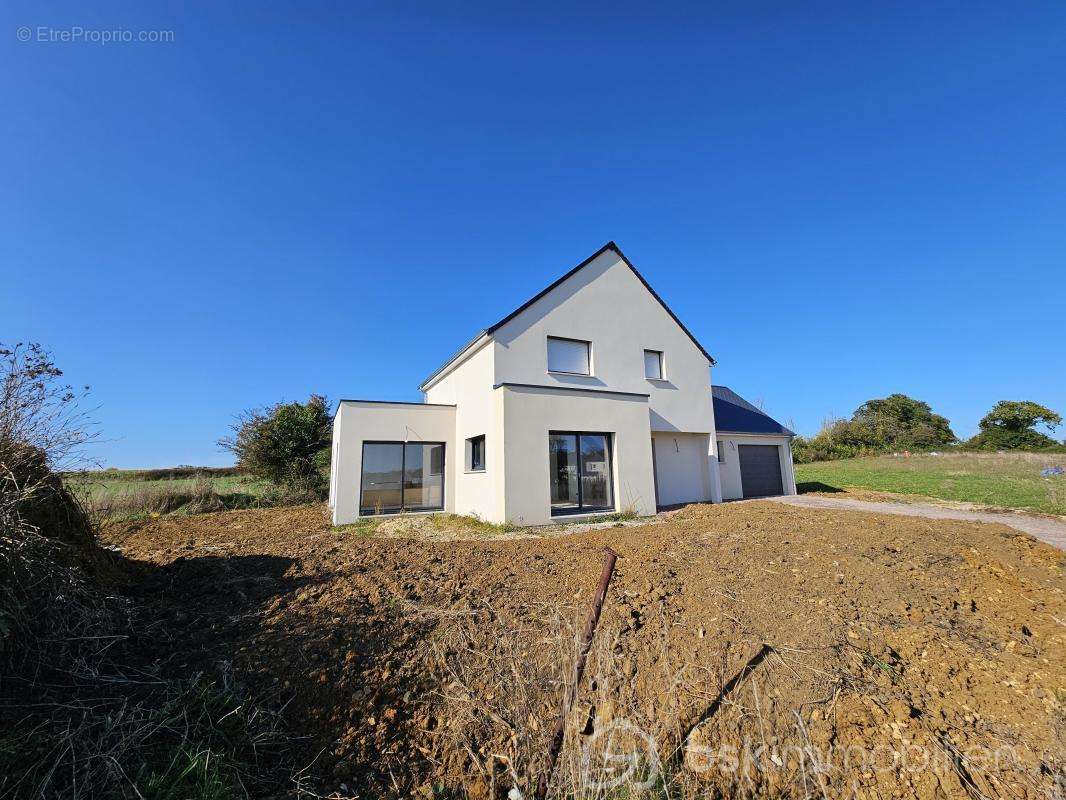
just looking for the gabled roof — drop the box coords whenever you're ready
[712,385,794,436]
[420,242,715,391]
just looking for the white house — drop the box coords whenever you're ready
[329,242,796,527]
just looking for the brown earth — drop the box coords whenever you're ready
[101,502,1066,799]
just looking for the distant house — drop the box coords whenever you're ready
[329,242,796,527]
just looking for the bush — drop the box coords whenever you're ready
[218,395,331,498]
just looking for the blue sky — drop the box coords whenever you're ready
[3,2,1064,467]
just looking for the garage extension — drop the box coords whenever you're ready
[712,385,797,499]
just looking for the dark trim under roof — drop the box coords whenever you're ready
[334,398,457,417]
[493,382,650,399]
[419,241,715,390]
[712,385,794,437]
[485,242,715,364]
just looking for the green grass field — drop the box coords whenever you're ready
[66,468,273,519]
[795,451,1066,515]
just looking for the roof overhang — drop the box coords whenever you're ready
[417,331,490,393]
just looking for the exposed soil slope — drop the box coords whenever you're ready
[102,502,1066,799]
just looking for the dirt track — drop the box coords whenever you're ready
[771,494,1066,551]
[102,501,1066,799]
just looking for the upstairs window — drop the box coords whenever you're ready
[466,434,486,472]
[547,336,590,375]
[644,349,664,380]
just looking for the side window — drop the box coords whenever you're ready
[717,441,726,463]
[466,434,486,472]
[644,349,663,379]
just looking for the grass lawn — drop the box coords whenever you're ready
[795,451,1066,515]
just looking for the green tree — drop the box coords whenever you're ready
[965,400,1062,450]
[791,394,956,463]
[219,395,332,496]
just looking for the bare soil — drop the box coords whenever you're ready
[101,501,1066,799]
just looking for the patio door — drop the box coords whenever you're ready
[359,441,444,515]
[549,432,613,516]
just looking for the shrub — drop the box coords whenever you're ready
[218,395,331,498]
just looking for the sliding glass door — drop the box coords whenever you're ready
[360,441,444,515]
[549,432,613,516]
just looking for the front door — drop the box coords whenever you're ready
[652,433,708,507]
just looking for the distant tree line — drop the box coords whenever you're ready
[792,395,1062,464]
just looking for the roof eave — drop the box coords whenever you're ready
[417,331,490,393]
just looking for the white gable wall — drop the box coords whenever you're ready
[491,250,715,433]
[424,341,504,521]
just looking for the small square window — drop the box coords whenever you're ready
[466,435,486,472]
[547,337,591,375]
[644,350,664,380]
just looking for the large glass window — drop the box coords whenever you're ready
[359,443,403,515]
[547,337,591,375]
[549,432,613,515]
[360,441,444,515]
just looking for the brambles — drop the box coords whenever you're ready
[0,344,295,799]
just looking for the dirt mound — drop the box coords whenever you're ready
[102,501,1066,798]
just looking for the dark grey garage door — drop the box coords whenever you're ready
[738,445,784,498]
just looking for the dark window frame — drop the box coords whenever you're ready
[358,440,446,516]
[546,335,592,376]
[716,440,726,463]
[643,349,664,380]
[467,434,486,473]
[548,430,615,516]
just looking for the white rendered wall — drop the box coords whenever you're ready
[490,249,715,434]
[498,384,657,527]
[331,402,457,525]
[716,434,797,500]
[424,341,503,521]
[651,432,712,506]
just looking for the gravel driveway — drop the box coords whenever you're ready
[766,494,1066,551]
